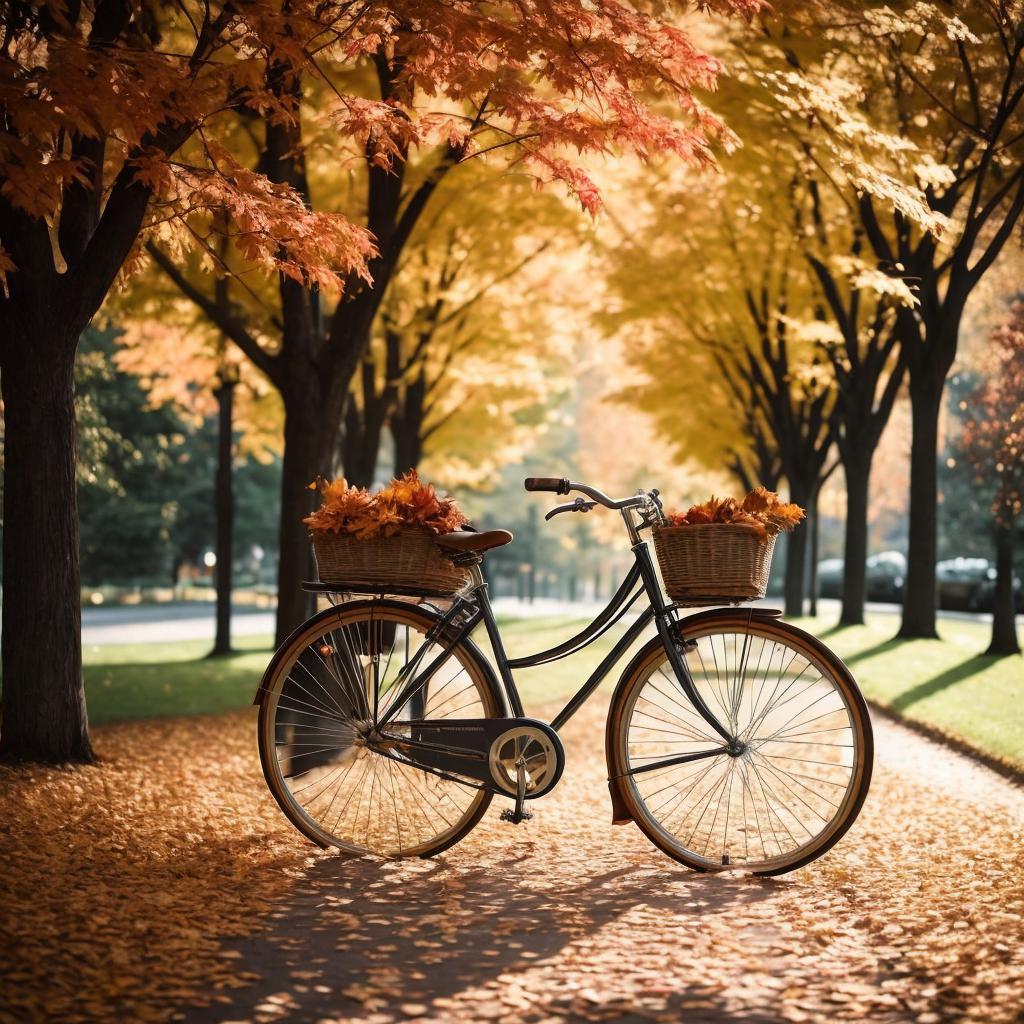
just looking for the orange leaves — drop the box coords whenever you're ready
[136,143,377,293]
[304,470,468,540]
[668,487,805,538]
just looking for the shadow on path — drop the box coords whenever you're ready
[182,846,784,1023]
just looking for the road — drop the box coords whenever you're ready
[79,596,1013,646]
[178,701,1024,1024]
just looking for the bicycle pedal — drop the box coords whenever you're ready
[499,807,533,824]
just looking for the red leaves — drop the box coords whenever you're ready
[958,300,1024,527]
[135,143,377,291]
[1,0,767,290]
[668,487,806,538]
[304,470,469,540]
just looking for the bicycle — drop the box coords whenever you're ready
[255,477,873,876]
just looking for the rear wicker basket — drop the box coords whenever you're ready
[652,523,776,605]
[311,527,470,596]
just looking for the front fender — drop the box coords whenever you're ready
[603,605,783,823]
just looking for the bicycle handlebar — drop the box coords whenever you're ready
[524,477,651,511]
[524,477,571,494]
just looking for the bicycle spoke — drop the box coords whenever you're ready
[263,606,495,858]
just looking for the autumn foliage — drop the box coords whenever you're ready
[667,487,805,540]
[304,471,468,541]
[959,302,1024,529]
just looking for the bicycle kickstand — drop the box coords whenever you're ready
[500,754,533,824]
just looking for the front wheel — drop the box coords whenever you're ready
[608,614,872,876]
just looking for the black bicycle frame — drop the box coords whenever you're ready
[375,536,734,746]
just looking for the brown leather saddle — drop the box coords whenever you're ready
[435,529,514,553]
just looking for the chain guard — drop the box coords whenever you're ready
[377,717,565,798]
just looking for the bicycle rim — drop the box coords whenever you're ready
[258,602,500,858]
[612,616,872,875]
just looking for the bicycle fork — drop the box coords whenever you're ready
[655,612,745,754]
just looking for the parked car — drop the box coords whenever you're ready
[866,550,906,602]
[936,557,1023,611]
[817,558,844,598]
[815,551,905,603]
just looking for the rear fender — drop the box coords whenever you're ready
[251,598,504,713]
[603,605,783,824]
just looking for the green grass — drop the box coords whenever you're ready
[84,634,274,725]
[793,612,1024,771]
[83,614,642,727]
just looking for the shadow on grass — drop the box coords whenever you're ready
[890,654,1003,713]
[841,637,904,667]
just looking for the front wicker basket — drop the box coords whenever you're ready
[653,523,777,605]
[311,527,471,596]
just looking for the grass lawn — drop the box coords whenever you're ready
[793,612,1024,772]
[85,608,1023,773]
[84,634,273,725]
[83,614,633,727]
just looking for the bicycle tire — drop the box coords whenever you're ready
[607,613,872,876]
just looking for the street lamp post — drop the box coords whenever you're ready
[210,359,240,657]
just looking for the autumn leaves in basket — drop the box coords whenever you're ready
[304,475,804,545]
[304,471,468,540]
[665,487,805,542]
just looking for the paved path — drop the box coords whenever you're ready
[180,703,1023,1024]
[81,602,276,646]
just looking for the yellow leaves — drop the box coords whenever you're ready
[304,471,468,539]
[668,486,805,537]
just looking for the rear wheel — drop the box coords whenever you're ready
[608,615,872,875]
[258,600,502,858]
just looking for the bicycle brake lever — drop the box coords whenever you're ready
[544,498,597,521]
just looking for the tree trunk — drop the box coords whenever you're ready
[840,455,871,626]
[0,339,93,763]
[392,370,426,476]
[784,483,810,618]
[340,402,379,488]
[210,379,236,657]
[806,488,820,618]
[275,400,329,646]
[899,375,942,639]
[987,524,1020,657]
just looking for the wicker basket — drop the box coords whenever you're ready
[311,527,471,596]
[652,523,777,605]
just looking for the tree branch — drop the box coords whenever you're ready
[146,241,281,383]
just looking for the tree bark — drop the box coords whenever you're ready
[987,524,1021,657]
[899,373,942,639]
[783,483,810,618]
[806,488,820,618]
[392,370,426,476]
[340,402,380,488]
[0,337,93,763]
[210,379,236,657]
[275,397,333,647]
[840,455,871,626]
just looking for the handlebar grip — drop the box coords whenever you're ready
[524,477,570,494]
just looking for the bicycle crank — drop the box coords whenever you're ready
[374,717,565,800]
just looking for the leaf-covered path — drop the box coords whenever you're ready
[2,699,1022,1024]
